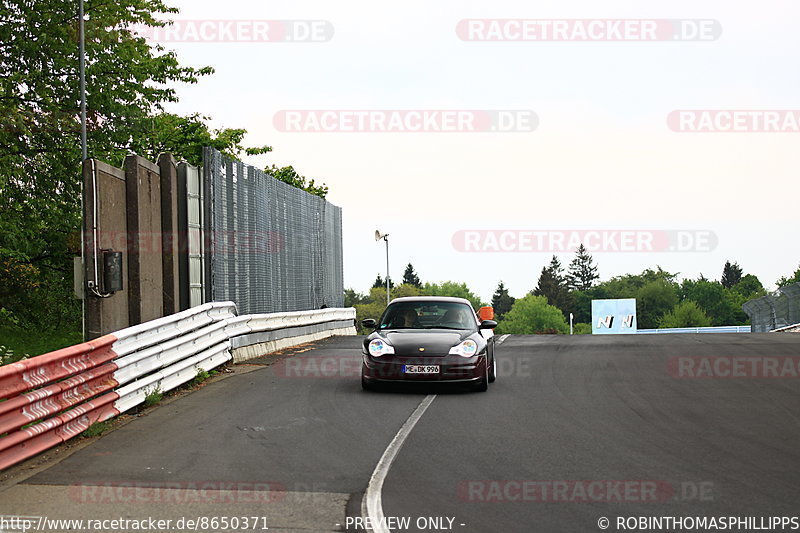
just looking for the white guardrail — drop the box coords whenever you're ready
[0,303,356,470]
[111,303,357,414]
[771,322,800,333]
[636,326,752,334]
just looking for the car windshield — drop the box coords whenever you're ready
[379,302,477,330]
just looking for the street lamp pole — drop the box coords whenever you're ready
[384,235,390,305]
[79,0,87,341]
[79,0,87,161]
[375,230,390,305]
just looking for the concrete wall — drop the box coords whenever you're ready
[83,160,130,339]
[125,155,164,325]
[84,154,183,339]
[232,325,358,363]
[158,154,180,315]
[176,163,190,311]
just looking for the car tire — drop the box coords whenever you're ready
[488,346,497,383]
[474,358,489,392]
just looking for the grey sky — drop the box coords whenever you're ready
[162,0,799,301]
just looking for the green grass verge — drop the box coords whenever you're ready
[0,326,83,365]
[81,421,111,438]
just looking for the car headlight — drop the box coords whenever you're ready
[449,339,478,357]
[368,338,395,357]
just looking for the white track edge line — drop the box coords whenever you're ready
[361,394,437,533]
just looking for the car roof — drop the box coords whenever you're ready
[388,296,474,307]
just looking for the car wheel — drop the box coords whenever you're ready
[488,346,497,383]
[474,357,489,392]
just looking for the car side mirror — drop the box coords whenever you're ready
[479,320,498,330]
[361,318,378,329]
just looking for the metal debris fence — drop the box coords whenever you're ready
[743,282,800,332]
[203,148,344,315]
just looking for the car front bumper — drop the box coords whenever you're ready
[362,354,487,383]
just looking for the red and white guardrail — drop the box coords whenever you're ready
[0,303,356,470]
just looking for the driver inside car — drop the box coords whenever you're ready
[441,307,474,329]
[393,308,419,328]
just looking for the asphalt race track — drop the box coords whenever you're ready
[3,333,800,532]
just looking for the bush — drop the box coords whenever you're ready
[658,301,713,328]
[572,323,592,335]
[143,387,163,407]
[496,294,569,334]
[192,369,211,386]
[0,255,81,332]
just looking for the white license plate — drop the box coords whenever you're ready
[403,365,440,374]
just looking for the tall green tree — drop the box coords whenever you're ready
[636,280,678,329]
[566,244,599,291]
[570,289,597,324]
[402,263,422,288]
[1,0,213,328]
[732,274,766,299]
[571,267,678,324]
[533,255,572,317]
[777,264,800,288]
[128,112,271,167]
[392,283,423,299]
[0,1,330,331]
[721,260,743,289]
[727,273,767,324]
[680,279,746,326]
[422,281,484,310]
[125,113,324,196]
[491,281,515,320]
[598,267,677,298]
[354,287,389,332]
[344,288,367,308]
[267,164,328,199]
[372,275,394,289]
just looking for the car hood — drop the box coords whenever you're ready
[376,330,472,356]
